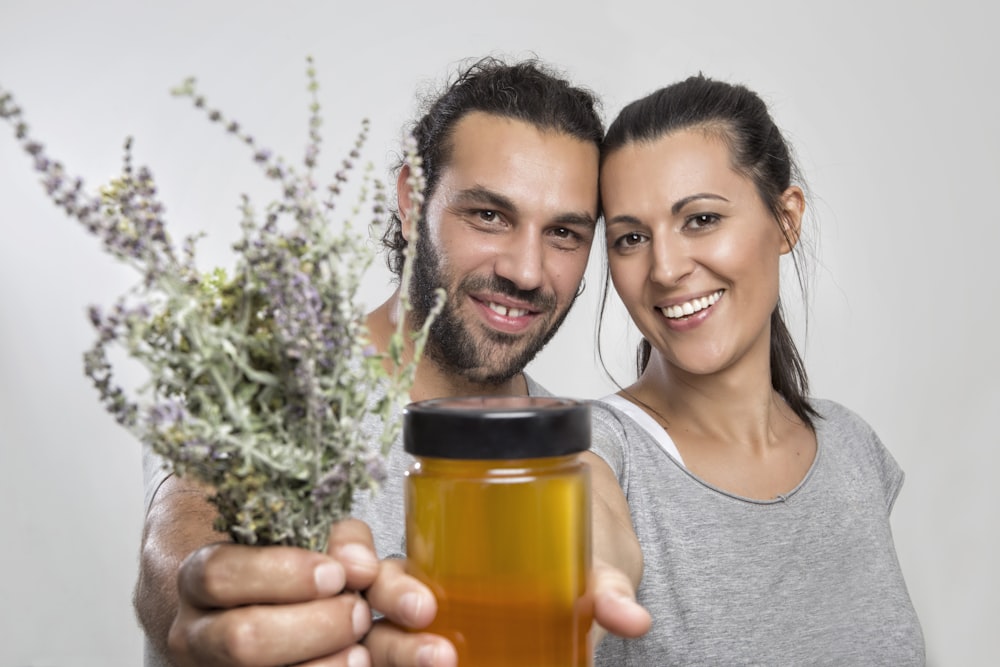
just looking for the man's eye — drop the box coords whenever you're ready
[477,210,498,222]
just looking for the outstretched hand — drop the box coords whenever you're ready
[166,519,380,666]
[590,557,653,642]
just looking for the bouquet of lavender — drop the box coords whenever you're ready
[0,59,440,552]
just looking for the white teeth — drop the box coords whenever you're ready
[488,302,528,318]
[660,290,723,319]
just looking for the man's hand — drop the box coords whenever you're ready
[136,475,456,667]
[166,519,381,666]
[362,558,458,667]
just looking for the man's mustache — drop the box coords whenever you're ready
[459,275,556,312]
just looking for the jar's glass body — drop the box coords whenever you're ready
[405,454,593,666]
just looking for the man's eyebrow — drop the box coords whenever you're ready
[671,192,729,215]
[454,186,518,214]
[553,211,597,229]
[455,185,596,228]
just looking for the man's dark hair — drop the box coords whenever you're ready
[382,56,603,276]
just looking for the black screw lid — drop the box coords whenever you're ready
[403,396,591,459]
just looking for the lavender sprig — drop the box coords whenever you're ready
[1,60,441,552]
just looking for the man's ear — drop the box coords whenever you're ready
[777,185,805,254]
[396,164,414,241]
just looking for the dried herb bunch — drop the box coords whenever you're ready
[0,59,441,552]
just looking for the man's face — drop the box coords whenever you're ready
[408,111,599,386]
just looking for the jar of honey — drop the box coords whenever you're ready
[403,395,593,666]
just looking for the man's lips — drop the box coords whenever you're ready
[470,294,541,333]
[483,300,532,318]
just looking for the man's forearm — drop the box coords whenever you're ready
[134,475,226,658]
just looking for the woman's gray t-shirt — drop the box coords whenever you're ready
[590,397,925,666]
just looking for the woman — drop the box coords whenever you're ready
[590,75,925,664]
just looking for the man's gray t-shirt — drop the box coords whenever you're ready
[590,397,925,666]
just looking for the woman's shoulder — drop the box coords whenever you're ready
[587,396,632,449]
[808,398,889,459]
[588,394,661,445]
[808,397,881,442]
[585,394,655,488]
[589,394,633,426]
[808,397,905,510]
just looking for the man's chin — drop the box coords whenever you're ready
[428,352,518,386]
[426,338,540,387]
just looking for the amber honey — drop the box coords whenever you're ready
[406,457,593,666]
[402,396,594,666]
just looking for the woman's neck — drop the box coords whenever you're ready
[629,347,796,452]
[625,348,815,500]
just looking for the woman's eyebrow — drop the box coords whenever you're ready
[671,192,729,215]
[605,213,642,226]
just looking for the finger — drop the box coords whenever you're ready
[364,558,437,629]
[170,593,372,666]
[591,560,652,638]
[327,519,381,591]
[291,644,370,667]
[179,542,347,609]
[365,620,457,667]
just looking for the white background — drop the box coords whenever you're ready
[1,1,996,665]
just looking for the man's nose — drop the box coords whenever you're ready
[493,228,544,291]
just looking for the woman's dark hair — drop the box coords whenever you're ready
[381,56,604,276]
[599,74,818,427]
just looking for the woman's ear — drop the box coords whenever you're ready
[778,185,805,254]
[396,164,414,241]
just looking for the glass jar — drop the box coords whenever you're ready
[403,395,593,666]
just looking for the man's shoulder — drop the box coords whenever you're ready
[524,373,553,397]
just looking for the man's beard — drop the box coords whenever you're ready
[408,227,574,386]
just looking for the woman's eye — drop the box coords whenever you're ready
[686,213,719,229]
[613,232,646,248]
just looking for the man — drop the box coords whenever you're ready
[135,57,649,667]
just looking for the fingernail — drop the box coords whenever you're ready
[399,591,425,624]
[416,641,456,667]
[347,644,370,667]
[337,543,378,572]
[313,561,345,596]
[415,644,438,667]
[352,597,372,637]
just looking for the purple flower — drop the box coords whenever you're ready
[1,64,434,553]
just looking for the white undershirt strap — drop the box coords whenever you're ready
[600,394,687,469]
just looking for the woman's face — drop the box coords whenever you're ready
[601,129,801,378]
